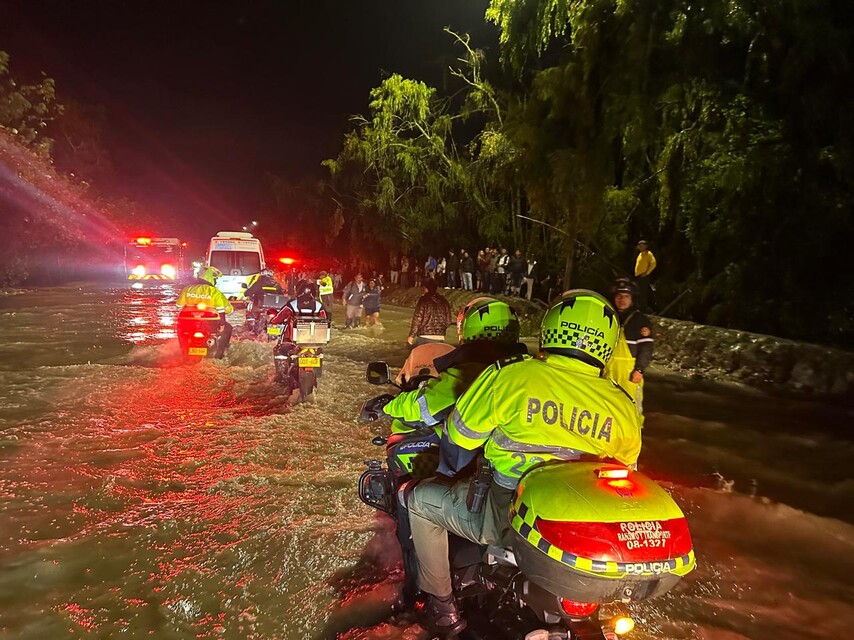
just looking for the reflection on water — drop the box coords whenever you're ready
[0,284,852,639]
[113,285,180,343]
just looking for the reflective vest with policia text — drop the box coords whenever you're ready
[383,361,490,435]
[448,353,642,490]
[318,276,334,296]
[176,284,233,314]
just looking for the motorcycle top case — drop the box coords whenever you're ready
[260,292,288,308]
[509,462,695,604]
[292,320,330,345]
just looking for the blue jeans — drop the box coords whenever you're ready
[461,272,473,290]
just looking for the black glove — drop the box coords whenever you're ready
[358,394,395,422]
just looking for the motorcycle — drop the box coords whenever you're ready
[246,291,290,340]
[273,306,330,401]
[358,362,696,639]
[176,303,224,358]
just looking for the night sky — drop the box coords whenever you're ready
[2,0,495,236]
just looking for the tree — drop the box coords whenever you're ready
[324,74,473,254]
[0,51,62,155]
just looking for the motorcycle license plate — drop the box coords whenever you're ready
[188,347,208,356]
[298,357,320,368]
[267,325,283,335]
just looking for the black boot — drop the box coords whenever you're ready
[425,593,466,636]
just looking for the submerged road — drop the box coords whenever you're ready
[0,283,851,640]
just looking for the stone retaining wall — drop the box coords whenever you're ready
[381,286,854,401]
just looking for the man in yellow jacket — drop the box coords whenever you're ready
[405,290,642,634]
[176,266,234,358]
[634,239,657,312]
[317,271,335,322]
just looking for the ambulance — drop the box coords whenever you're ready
[205,231,266,301]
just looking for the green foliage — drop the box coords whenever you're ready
[324,74,483,254]
[0,51,62,155]
[321,1,853,345]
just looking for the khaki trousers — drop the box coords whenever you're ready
[407,477,514,596]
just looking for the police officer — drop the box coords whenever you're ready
[383,297,527,453]
[244,268,283,330]
[245,267,281,299]
[379,298,526,611]
[317,271,335,322]
[603,278,654,422]
[406,290,642,634]
[176,266,234,358]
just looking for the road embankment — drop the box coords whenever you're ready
[381,286,854,401]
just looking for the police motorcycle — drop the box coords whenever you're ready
[176,303,224,358]
[359,362,696,639]
[271,280,331,401]
[247,292,290,340]
[242,269,290,340]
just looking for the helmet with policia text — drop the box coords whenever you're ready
[458,297,520,344]
[200,266,222,285]
[540,289,618,368]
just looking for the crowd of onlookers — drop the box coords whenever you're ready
[288,248,564,314]
[388,248,556,301]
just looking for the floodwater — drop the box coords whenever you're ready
[0,284,851,640]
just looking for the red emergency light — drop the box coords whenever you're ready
[135,237,152,245]
[279,257,296,265]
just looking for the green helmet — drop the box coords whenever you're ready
[200,266,222,285]
[540,289,618,368]
[458,297,520,344]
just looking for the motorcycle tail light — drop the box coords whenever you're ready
[193,332,205,338]
[318,309,326,318]
[536,517,693,562]
[597,467,629,479]
[196,303,207,310]
[560,599,598,617]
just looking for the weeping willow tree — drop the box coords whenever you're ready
[323,74,476,255]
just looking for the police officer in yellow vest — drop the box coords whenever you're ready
[317,271,335,322]
[603,278,654,423]
[406,290,642,635]
[176,266,234,358]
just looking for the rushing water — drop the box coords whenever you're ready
[0,284,851,640]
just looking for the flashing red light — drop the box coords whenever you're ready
[196,303,207,310]
[560,599,599,617]
[181,242,188,247]
[318,309,327,319]
[193,332,205,338]
[279,257,296,265]
[135,237,152,245]
[161,264,176,278]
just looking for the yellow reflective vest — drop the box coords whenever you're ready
[176,284,233,314]
[318,275,334,296]
[449,354,642,490]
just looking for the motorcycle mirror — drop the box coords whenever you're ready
[365,362,391,385]
[371,436,387,446]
